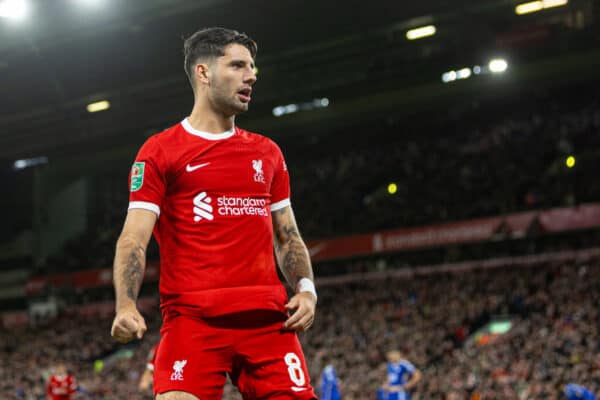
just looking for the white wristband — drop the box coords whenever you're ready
[296,278,317,301]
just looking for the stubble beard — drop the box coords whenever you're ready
[210,79,248,116]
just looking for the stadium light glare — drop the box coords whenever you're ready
[566,155,576,168]
[272,98,329,117]
[387,183,398,195]
[488,58,508,73]
[75,0,103,5]
[515,0,568,15]
[86,100,110,113]
[441,70,457,83]
[284,104,298,114]
[406,25,436,40]
[515,1,544,14]
[456,68,472,80]
[543,0,568,8]
[272,106,285,117]
[13,156,48,170]
[0,0,28,20]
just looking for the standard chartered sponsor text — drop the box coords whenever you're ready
[217,195,268,217]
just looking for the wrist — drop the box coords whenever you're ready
[296,277,317,302]
[115,299,137,312]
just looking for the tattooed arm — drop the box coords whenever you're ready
[272,205,316,331]
[110,209,157,343]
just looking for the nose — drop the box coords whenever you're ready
[245,66,257,85]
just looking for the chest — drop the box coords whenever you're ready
[171,141,274,195]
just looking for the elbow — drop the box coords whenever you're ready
[414,370,423,383]
[116,233,144,252]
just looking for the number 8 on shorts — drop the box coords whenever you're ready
[284,352,306,386]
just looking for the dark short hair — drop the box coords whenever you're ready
[183,27,257,88]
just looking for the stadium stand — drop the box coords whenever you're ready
[1,2,600,399]
[2,250,600,399]
[33,82,600,274]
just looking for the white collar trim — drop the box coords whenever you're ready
[181,118,235,140]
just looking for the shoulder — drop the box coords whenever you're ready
[135,122,184,167]
[142,122,181,149]
[237,127,282,152]
[400,360,416,370]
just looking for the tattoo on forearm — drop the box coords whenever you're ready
[282,240,312,284]
[274,211,313,285]
[123,247,145,301]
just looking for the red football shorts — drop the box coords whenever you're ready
[154,310,317,399]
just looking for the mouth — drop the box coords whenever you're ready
[237,87,252,103]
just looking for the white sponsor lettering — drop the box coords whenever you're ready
[192,193,268,222]
[217,195,268,217]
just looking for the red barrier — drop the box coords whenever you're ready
[26,261,160,296]
[307,216,503,261]
[538,204,600,233]
[24,204,600,294]
[1,311,29,328]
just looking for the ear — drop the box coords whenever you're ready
[195,63,211,86]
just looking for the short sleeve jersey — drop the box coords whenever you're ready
[128,119,290,317]
[320,365,341,400]
[387,360,416,386]
[46,375,77,400]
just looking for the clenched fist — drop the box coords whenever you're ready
[111,306,147,343]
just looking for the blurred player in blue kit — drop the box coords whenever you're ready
[377,350,422,400]
[564,383,596,400]
[319,363,341,400]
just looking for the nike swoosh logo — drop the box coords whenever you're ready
[186,162,210,172]
[291,387,307,392]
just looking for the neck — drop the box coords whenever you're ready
[188,99,235,133]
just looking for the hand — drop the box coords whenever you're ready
[111,306,147,343]
[282,292,316,331]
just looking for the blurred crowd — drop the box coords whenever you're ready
[38,84,600,274]
[2,255,600,399]
[289,85,600,237]
[303,258,600,399]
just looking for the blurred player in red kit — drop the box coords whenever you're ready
[139,342,158,393]
[46,363,77,400]
[110,27,318,400]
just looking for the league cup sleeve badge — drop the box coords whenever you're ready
[130,162,145,192]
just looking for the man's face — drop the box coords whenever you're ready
[55,364,67,376]
[387,351,401,363]
[207,43,257,116]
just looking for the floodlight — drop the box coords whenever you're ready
[0,0,28,20]
[406,25,436,40]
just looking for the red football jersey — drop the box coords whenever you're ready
[46,374,77,400]
[129,119,290,317]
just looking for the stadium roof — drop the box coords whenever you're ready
[0,0,598,162]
